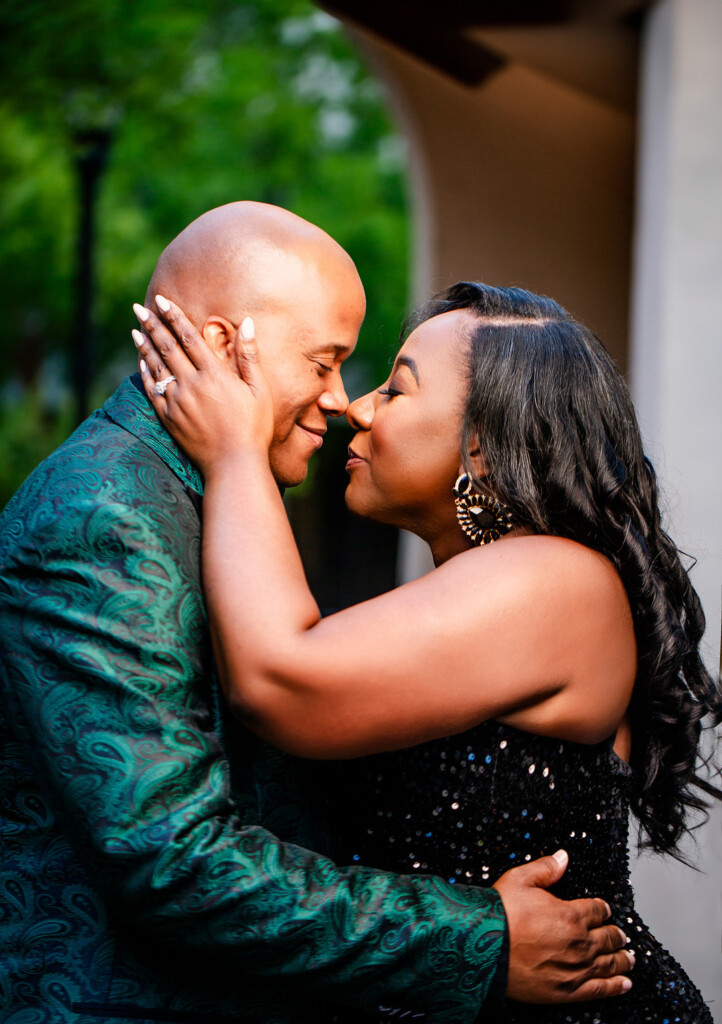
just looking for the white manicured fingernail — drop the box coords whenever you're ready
[156,294,171,313]
[132,329,144,348]
[621,978,632,992]
[552,849,568,866]
[140,359,147,373]
[241,316,255,340]
[133,303,150,322]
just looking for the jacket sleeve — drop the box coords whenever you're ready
[0,442,506,1022]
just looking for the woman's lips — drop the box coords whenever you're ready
[345,445,366,470]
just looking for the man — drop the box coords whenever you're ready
[0,203,632,1023]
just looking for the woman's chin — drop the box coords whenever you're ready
[345,483,379,522]
[344,485,401,530]
[344,485,369,519]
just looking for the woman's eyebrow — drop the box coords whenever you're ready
[394,355,420,384]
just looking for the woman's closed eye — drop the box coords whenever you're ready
[378,381,403,398]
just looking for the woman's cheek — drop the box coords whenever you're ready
[369,412,396,458]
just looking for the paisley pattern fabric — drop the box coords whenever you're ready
[0,376,506,1024]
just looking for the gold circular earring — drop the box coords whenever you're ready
[453,474,514,545]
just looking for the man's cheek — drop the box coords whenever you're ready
[272,419,301,446]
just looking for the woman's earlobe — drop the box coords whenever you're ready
[466,447,488,480]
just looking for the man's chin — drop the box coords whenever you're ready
[271,460,311,490]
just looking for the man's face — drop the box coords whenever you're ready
[248,250,365,487]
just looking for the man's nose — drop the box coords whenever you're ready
[346,391,375,431]
[318,370,349,418]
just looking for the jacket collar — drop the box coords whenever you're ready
[102,374,204,496]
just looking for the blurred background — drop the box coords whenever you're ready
[0,0,409,604]
[1,0,720,1016]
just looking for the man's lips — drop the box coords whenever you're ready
[298,424,326,448]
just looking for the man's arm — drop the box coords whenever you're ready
[0,448,630,1019]
[0,456,504,1021]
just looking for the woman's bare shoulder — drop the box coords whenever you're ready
[452,534,637,743]
[450,532,629,604]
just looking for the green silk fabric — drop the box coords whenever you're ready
[0,377,506,1022]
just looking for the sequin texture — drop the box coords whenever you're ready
[320,719,713,1023]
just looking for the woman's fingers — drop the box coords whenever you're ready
[132,329,171,385]
[132,301,201,379]
[233,323,275,444]
[138,356,169,413]
[132,303,191,380]
[153,294,214,370]
[235,320,263,390]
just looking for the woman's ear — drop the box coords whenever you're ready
[202,317,237,367]
[460,444,487,482]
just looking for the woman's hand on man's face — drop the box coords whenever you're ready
[132,296,275,476]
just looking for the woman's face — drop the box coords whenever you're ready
[345,310,473,542]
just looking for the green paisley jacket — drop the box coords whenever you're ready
[0,376,506,1024]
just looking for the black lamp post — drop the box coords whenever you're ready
[72,127,112,425]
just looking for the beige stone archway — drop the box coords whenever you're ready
[324,2,643,364]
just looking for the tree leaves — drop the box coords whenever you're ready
[0,0,409,504]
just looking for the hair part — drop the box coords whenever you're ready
[404,281,722,860]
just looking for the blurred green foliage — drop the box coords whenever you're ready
[0,0,410,505]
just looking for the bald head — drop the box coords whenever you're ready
[145,202,366,488]
[146,201,358,329]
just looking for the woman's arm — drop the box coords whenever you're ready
[135,301,636,759]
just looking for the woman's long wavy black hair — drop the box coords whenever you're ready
[404,281,722,859]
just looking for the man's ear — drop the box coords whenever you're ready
[202,317,237,368]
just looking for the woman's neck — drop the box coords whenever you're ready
[429,531,474,567]
[429,525,534,567]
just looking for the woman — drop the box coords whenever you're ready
[134,282,721,1022]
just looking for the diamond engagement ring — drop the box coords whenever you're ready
[154,375,177,396]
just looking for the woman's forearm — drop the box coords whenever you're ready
[201,453,320,709]
[200,454,631,759]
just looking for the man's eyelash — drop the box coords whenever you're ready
[316,361,333,372]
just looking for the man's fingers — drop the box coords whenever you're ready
[558,941,634,1004]
[565,974,633,1003]
[583,947,635,980]
[589,922,628,956]
[494,849,569,894]
[571,896,613,931]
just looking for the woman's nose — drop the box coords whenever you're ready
[346,391,375,430]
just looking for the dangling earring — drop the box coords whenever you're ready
[453,474,513,545]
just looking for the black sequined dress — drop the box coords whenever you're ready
[321,720,712,1023]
